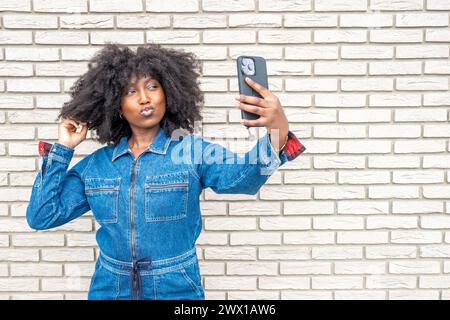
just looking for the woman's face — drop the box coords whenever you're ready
[120,75,166,131]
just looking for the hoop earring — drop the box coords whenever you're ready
[119,113,123,119]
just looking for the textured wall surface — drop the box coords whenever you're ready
[0,0,450,300]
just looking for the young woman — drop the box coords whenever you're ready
[26,44,306,300]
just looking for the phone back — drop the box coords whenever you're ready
[236,56,268,121]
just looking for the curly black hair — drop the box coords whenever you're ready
[58,43,204,145]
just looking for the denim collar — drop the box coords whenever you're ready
[112,127,171,162]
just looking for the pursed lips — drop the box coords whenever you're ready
[140,106,154,117]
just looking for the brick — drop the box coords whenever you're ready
[392,231,442,244]
[315,0,367,11]
[199,201,226,216]
[0,189,32,201]
[314,156,365,169]
[313,216,364,230]
[424,124,450,137]
[338,200,389,215]
[397,45,449,59]
[340,13,392,27]
[41,249,94,262]
[260,186,311,200]
[284,231,334,245]
[369,125,421,138]
[339,110,391,123]
[370,0,423,11]
[366,246,416,259]
[395,109,448,122]
[226,262,277,275]
[370,30,422,43]
[421,216,450,229]
[341,46,393,59]
[339,140,391,154]
[0,249,39,261]
[423,186,450,198]
[6,47,59,61]
[91,32,144,45]
[204,30,254,44]
[314,186,365,200]
[9,110,60,123]
[90,0,142,12]
[117,15,170,29]
[204,277,256,290]
[0,31,32,44]
[10,172,38,186]
[35,31,88,44]
[258,0,310,11]
[390,261,440,274]
[204,218,256,231]
[284,14,337,27]
[369,61,421,75]
[268,61,311,75]
[423,155,450,168]
[227,291,278,300]
[229,14,281,28]
[60,15,114,29]
[204,247,256,260]
[34,0,87,12]
[11,293,64,300]
[371,151,420,168]
[66,233,97,247]
[7,79,60,92]
[259,247,309,260]
[421,245,450,258]
[11,263,62,276]
[337,231,389,244]
[12,234,64,246]
[3,15,58,29]
[312,246,363,259]
[396,13,448,27]
[259,30,311,43]
[393,200,443,214]
[61,48,98,61]
[197,233,228,245]
[0,96,33,109]
[367,216,418,229]
[315,125,366,138]
[315,94,366,107]
[314,30,366,43]
[284,171,335,184]
[259,276,309,289]
[419,276,450,289]
[425,61,450,74]
[286,78,337,91]
[280,261,331,275]
[312,276,363,289]
[393,170,444,184]
[0,0,30,11]
[366,276,416,289]
[369,186,419,199]
[427,0,450,10]
[146,0,198,11]
[341,78,393,91]
[396,77,448,91]
[335,261,385,274]
[230,232,281,245]
[426,29,450,42]
[285,46,338,60]
[314,62,366,77]
[229,202,280,216]
[0,279,39,292]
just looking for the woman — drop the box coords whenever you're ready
[26,44,306,300]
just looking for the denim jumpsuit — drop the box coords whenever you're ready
[26,128,295,300]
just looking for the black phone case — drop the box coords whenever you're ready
[236,56,268,122]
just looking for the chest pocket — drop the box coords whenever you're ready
[144,171,188,222]
[85,178,121,224]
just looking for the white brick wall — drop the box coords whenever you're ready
[0,0,449,300]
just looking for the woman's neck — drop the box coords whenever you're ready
[128,125,160,150]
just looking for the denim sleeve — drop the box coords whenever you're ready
[26,143,92,230]
[193,133,287,195]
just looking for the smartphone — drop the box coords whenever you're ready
[236,56,268,124]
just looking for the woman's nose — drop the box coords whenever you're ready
[138,91,150,104]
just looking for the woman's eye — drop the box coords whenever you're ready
[147,84,157,90]
[127,89,136,95]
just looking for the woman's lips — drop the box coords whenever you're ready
[140,108,154,117]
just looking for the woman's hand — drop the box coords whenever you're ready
[235,77,289,151]
[58,118,88,149]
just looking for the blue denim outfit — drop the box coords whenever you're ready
[27,128,298,300]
